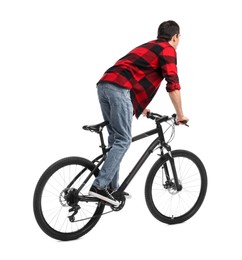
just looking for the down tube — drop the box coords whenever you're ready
[118,137,160,192]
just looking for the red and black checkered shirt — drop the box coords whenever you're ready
[98,38,181,118]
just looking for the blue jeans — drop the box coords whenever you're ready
[93,82,133,190]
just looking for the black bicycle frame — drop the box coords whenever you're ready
[117,121,181,194]
[118,129,161,194]
[74,120,181,198]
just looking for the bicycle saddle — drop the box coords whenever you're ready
[82,121,109,133]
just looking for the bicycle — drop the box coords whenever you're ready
[33,112,207,241]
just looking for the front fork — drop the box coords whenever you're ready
[161,143,182,192]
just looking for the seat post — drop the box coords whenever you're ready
[98,129,107,155]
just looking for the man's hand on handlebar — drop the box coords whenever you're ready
[176,115,189,126]
[142,108,151,117]
[143,109,189,127]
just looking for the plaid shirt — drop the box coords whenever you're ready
[98,38,181,118]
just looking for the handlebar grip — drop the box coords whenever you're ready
[147,112,163,120]
[176,120,189,127]
[146,112,155,119]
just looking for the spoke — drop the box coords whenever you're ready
[40,161,101,234]
[151,155,202,219]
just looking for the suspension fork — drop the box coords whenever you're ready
[162,143,182,192]
[159,148,171,182]
[157,123,182,192]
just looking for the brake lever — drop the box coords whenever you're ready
[174,120,189,127]
[178,120,189,127]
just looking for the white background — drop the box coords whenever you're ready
[1,0,241,259]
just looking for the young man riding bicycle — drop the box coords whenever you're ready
[89,20,189,206]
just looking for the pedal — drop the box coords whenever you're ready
[112,191,132,200]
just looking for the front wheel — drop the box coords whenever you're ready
[33,157,105,241]
[145,150,207,224]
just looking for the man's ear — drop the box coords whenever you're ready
[172,35,176,42]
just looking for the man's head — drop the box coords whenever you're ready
[157,20,180,49]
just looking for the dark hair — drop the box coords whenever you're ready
[157,20,180,41]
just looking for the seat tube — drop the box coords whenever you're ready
[99,131,107,155]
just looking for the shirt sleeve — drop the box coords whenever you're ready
[160,46,181,92]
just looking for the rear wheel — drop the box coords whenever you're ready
[145,150,207,224]
[33,157,104,240]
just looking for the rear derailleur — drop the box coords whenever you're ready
[60,188,80,222]
[68,204,81,222]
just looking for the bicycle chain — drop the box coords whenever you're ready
[69,196,126,222]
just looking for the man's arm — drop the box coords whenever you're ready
[169,90,189,123]
[160,47,188,123]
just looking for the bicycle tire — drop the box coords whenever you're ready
[145,150,207,224]
[33,156,105,241]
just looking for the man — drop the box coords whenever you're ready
[89,20,189,206]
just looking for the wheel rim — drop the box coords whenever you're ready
[40,162,101,234]
[151,155,202,220]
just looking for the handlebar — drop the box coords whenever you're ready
[146,112,189,127]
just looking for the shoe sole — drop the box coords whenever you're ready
[89,191,120,207]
